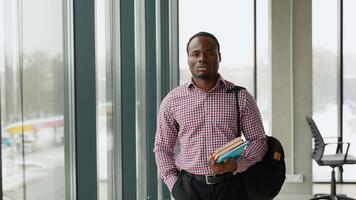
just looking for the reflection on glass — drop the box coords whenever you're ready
[95,0,113,199]
[1,1,24,199]
[1,0,66,199]
[179,0,254,93]
[256,0,271,135]
[342,0,356,182]
[312,0,339,182]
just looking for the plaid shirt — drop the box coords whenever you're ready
[154,76,267,191]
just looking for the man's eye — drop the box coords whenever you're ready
[191,52,199,57]
[207,51,216,56]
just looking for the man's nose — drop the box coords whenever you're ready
[198,52,207,62]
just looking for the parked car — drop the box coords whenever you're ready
[2,134,11,148]
[16,132,36,153]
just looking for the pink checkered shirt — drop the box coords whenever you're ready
[154,76,267,191]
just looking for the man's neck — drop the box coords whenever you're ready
[192,76,219,92]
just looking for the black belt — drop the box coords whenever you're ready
[181,170,234,185]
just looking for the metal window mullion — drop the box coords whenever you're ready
[134,0,147,199]
[17,0,27,198]
[338,0,344,182]
[159,1,171,198]
[169,0,179,89]
[110,0,122,199]
[73,0,97,199]
[120,0,136,199]
[145,0,158,199]
[254,0,257,99]
[160,0,170,97]
[155,0,161,104]
[63,0,77,199]
[155,0,163,199]
[0,64,2,200]
[0,1,3,188]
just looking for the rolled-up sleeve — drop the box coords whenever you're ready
[153,95,179,191]
[234,90,267,173]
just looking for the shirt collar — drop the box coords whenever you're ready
[187,74,227,91]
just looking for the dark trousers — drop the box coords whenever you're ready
[172,171,248,200]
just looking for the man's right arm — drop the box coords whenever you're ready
[153,96,179,192]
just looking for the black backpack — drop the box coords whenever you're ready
[241,136,286,199]
[228,86,286,200]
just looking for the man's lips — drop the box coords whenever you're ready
[197,65,208,71]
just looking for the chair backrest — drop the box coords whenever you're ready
[306,116,325,162]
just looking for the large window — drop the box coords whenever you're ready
[95,0,167,199]
[342,0,356,182]
[256,0,271,135]
[1,0,70,199]
[95,0,117,199]
[313,0,356,182]
[312,0,339,182]
[179,0,255,93]
[179,0,271,134]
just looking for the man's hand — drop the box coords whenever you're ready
[208,153,237,174]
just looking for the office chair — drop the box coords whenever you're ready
[306,116,356,200]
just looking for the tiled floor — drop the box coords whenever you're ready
[275,184,356,200]
[313,183,356,199]
[99,182,356,200]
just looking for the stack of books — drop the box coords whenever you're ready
[213,137,249,164]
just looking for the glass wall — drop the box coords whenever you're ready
[256,0,271,135]
[179,0,271,134]
[313,0,356,182]
[312,0,339,182]
[95,0,114,199]
[342,0,356,182]
[178,0,255,93]
[95,0,155,198]
[1,0,69,199]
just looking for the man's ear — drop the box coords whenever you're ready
[218,52,222,62]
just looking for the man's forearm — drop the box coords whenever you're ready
[234,136,267,172]
[154,146,179,191]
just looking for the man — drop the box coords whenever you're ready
[154,32,267,200]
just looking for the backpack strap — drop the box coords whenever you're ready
[226,86,245,136]
[229,87,286,199]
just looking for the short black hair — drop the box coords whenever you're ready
[186,31,220,54]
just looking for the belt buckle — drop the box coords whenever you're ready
[205,174,216,185]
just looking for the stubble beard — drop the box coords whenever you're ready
[195,73,212,80]
[192,71,219,81]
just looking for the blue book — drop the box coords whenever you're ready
[216,141,249,164]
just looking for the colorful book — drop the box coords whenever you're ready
[213,137,243,159]
[213,139,249,164]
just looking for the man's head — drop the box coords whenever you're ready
[186,32,221,81]
[186,32,220,54]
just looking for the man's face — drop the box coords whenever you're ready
[187,36,221,80]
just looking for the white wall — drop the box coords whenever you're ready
[271,0,313,198]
